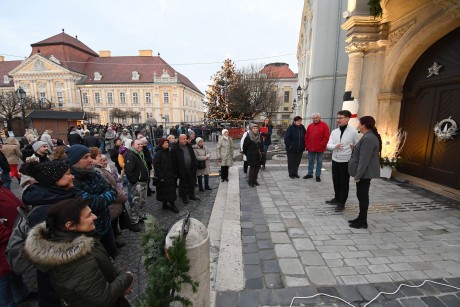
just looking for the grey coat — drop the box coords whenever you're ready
[216,137,234,167]
[193,144,211,176]
[348,131,380,180]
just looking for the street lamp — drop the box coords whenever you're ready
[297,85,302,98]
[15,87,27,130]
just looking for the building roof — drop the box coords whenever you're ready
[31,32,99,57]
[26,110,85,120]
[260,63,297,79]
[80,55,202,94]
[0,60,22,87]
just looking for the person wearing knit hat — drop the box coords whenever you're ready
[20,160,76,306]
[243,123,264,187]
[29,161,73,189]
[67,144,118,258]
[193,137,212,192]
[65,144,91,166]
[32,141,50,163]
[216,129,234,182]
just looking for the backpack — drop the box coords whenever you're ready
[5,206,39,274]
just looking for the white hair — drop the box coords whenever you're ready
[311,113,321,118]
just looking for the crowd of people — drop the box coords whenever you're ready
[0,122,225,306]
[0,112,382,305]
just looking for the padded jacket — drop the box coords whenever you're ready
[25,223,132,307]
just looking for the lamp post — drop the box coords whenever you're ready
[15,87,27,130]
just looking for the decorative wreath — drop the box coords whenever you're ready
[434,117,458,142]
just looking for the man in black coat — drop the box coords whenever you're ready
[83,131,101,148]
[67,126,83,145]
[124,139,149,224]
[171,134,199,205]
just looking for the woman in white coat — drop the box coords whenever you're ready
[216,129,233,182]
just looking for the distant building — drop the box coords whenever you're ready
[0,31,204,125]
[297,0,349,127]
[259,63,298,124]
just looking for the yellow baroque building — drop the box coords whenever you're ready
[0,31,204,125]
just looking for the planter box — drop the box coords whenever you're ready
[380,166,393,179]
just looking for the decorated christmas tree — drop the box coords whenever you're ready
[205,59,238,120]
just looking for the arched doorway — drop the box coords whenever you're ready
[399,27,460,189]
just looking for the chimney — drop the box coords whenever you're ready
[99,50,111,57]
[138,50,153,57]
[0,56,4,62]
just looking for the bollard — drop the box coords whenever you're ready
[165,218,210,306]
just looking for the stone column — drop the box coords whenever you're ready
[376,92,403,134]
[165,218,210,306]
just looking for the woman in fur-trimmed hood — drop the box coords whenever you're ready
[25,198,133,307]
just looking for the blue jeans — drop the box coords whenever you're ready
[308,151,324,177]
[0,273,30,307]
[100,141,106,153]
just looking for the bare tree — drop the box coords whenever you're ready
[228,65,280,119]
[0,91,21,131]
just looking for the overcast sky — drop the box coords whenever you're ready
[0,0,303,94]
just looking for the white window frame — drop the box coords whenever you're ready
[107,92,113,104]
[120,92,126,104]
[163,92,169,104]
[145,92,151,104]
[95,92,101,104]
[82,93,89,104]
[132,92,138,104]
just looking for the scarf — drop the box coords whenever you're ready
[248,129,261,143]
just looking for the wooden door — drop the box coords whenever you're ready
[400,28,460,189]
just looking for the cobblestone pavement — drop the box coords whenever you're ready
[215,164,460,306]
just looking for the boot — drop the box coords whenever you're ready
[204,175,212,190]
[349,220,368,229]
[169,202,180,213]
[198,176,204,192]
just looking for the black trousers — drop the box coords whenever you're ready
[248,165,260,185]
[331,160,350,204]
[287,151,303,176]
[356,179,371,221]
[221,166,229,180]
[243,161,248,173]
[179,168,196,200]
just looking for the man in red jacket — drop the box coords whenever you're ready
[303,113,330,182]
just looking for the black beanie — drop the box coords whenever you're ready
[30,161,70,188]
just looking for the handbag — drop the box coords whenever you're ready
[119,204,132,230]
[197,160,206,169]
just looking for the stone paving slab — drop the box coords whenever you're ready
[214,163,460,306]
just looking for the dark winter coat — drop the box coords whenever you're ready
[83,135,101,148]
[70,167,116,235]
[284,124,306,153]
[124,149,149,184]
[154,148,177,202]
[243,136,264,167]
[25,224,132,307]
[171,143,197,179]
[0,151,10,173]
[22,184,75,228]
[67,131,83,146]
[260,125,273,146]
[142,146,153,170]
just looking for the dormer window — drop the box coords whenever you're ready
[49,55,60,64]
[94,72,102,81]
[132,71,140,80]
[3,75,10,84]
